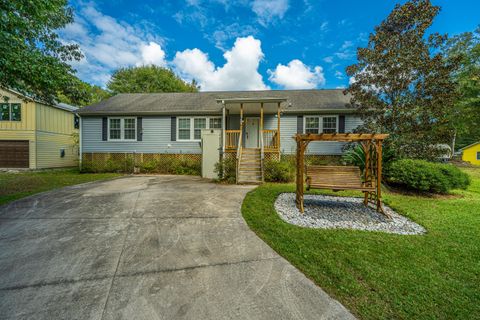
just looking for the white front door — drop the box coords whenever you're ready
[245,118,259,148]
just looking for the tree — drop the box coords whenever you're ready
[57,78,111,107]
[0,0,83,103]
[442,27,480,150]
[107,65,199,94]
[345,0,459,160]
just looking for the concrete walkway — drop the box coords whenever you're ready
[0,175,354,320]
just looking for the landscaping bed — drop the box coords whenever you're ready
[242,167,480,319]
[275,193,425,235]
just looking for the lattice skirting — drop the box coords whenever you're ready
[81,152,201,174]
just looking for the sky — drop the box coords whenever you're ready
[60,0,480,91]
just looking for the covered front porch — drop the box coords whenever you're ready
[217,98,287,184]
[218,98,286,156]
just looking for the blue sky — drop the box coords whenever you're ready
[61,0,480,91]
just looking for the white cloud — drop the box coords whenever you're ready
[174,36,269,91]
[60,4,166,86]
[323,56,333,63]
[208,23,259,51]
[268,59,325,89]
[320,21,329,32]
[334,70,344,80]
[334,40,356,60]
[252,0,289,26]
[140,42,166,66]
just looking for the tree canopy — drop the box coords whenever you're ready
[57,78,111,107]
[0,0,83,103]
[442,27,480,150]
[107,65,199,94]
[346,0,459,160]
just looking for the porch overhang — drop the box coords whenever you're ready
[216,97,287,115]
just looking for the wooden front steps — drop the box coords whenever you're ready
[238,148,262,184]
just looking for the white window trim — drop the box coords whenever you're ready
[177,116,222,141]
[107,117,137,141]
[303,115,339,134]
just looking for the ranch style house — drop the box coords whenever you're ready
[77,89,363,183]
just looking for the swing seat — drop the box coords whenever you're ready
[305,165,375,192]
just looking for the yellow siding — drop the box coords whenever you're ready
[0,88,36,131]
[462,143,480,165]
[0,130,36,169]
[36,131,78,168]
[1,88,79,169]
[35,103,75,134]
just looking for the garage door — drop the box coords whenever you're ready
[0,140,29,168]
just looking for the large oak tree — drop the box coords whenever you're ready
[346,0,459,160]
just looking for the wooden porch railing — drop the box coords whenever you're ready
[262,129,279,151]
[225,130,240,149]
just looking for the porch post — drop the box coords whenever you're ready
[277,102,281,157]
[240,103,243,127]
[240,103,243,148]
[221,103,226,154]
[260,102,264,138]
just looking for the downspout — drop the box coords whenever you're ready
[260,102,264,182]
[79,115,82,170]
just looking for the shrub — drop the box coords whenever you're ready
[139,159,158,173]
[174,157,201,175]
[343,144,366,171]
[215,157,236,183]
[385,159,470,193]
[264,159,295,183]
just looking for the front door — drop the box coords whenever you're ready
[245,118,259,148]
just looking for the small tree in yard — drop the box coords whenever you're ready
[346,0,460,160]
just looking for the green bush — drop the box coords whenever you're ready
[174,158,201,175]
[264,159,295,183]
[215,157,236,183]
[385,159,470,193]
[139,159,158,173]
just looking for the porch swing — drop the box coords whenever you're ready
[294,133,390,217]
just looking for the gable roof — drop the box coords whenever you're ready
[77,89,355,115]
[461,141,480,150]
[1,87,78,112]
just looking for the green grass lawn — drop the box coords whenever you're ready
[242,167,480,319]
[0,169,121,205]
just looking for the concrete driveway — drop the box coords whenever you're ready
[0,175,354,320]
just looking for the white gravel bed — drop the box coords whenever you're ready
[274,193,426,235]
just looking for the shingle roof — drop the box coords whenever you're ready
[77,89,355,115]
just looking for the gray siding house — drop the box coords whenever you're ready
[77,89,362,182]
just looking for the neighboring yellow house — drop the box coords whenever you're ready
[461,141,480,166]
[0,87,78,169]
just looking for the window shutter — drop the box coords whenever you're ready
[297,116,303,134]
[137,117,143,141]
[102,117,108,141]
[339,115,345,133]
[171,117,176,141]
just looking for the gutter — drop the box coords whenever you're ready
[77,108,359,116]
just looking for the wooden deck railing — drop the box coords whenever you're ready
[262,129,279,151]
[225,130,240,149]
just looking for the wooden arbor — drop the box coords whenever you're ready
[295,133,389,216]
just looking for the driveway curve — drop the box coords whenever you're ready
[0,175,354,320]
